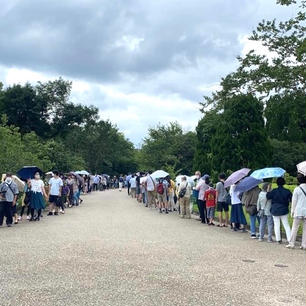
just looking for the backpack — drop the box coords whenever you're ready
[157,183,164,195]
[179,184,188,198]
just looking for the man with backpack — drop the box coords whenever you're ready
[0,173,19,227]
[157,178,169,214]
[145,172,156,208]
[178,176,191,218]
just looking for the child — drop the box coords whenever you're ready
[204,184,217,225]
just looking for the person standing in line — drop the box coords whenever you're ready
[130,175,137,198]
[47,171,63,216]
[167,176,175,212]
[178,176,191,218]
[215,173,229,227]
[287,174,306,249]
[242,185,261,239]
[119,175,124,192]
[230,184,247,232]
[195,175,209,223]
[66,175,74,208]
[93,174,99,191]
[29,172,47,221]
[19,179,31,220]
[0,173,19,227]
[267,177,292,244]
[257,183,274,242]
[191,171,201,216]
[157,178,169,214]
[205,184,217,225]
[146,172,156,208]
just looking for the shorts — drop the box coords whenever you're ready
[207,207,215,219]
[49,195,60,206]
[157,193,167,203]
[217,201,229,212]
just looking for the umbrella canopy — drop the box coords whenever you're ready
[224,168,251,188]
[17,166,43,180]
[250,167,285,180]
[140,176,147,184]
[175,175,194,186]
[235,176,262,193]
[151,170,169,180]
[297,161,306,176]
[70,172,83,183]
[76,170,90,175]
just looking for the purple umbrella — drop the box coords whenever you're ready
[224,168,251,188]
[235,176,262,193]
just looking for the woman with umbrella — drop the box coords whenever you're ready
[29,171,48,221]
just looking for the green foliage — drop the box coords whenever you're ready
[138,122,196,177]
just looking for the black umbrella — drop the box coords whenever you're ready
[17,166,43,180]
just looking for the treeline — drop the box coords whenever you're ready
[139,0,306,178]
[0,79,137,175]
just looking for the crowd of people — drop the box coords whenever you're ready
[0,171,122,225]
[1,168,305,251]
[126,171,306,250]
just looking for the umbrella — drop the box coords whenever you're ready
[70,172,83,184]
[235,176,262,193]
[297,161,306,176]
[76,170,90,175]
[151,170,169,180]
[224,168,251,188]
[17,166,43,180]
[140,177,147,184]
[250,167,285,180]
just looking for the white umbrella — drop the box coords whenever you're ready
[297,161,306,176]
[76,170,90,175]
[151,170,169,180]
[175,175,194,186]
[140,177,147,184]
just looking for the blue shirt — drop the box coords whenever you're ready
[267,186,292,216]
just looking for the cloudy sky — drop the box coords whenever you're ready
[0,0,291,146]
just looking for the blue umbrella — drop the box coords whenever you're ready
[235,176,262,193]
[17,166,43,180]
[250,167,285,180]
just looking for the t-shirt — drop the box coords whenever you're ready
[205,188,216,208]
[30,179,45,193]
[146,175,155,191]
[0,181,19,202]
[230,185,241,205]
[216,181,227,202]
[130,177,136,188]
[49,177,63,196]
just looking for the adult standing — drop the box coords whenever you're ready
[119,175,124,192]
[130,175,137,198]
[29,172,47,221]
[93,175,99,191]
[178,176,191,218]
[215,173,229,227]
[146,172,155,208]
[287,174,306,249]
[230,184,247,231]
[257,183,274,242]
[267,177,292,244]
[195,175,209,223]
[48,171,63,216]
[167,176,176,212]
[157,178,169,214]
[242,186,261,238]
[0,173,19,227]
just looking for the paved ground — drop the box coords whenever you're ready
[0,190,305,306]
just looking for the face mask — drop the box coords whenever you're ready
[5,177,12,184]
[35,174,40,179]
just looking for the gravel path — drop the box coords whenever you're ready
[0,190,305,306]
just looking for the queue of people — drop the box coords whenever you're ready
[126,171,306,250]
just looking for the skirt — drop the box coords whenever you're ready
[230,203,247,225]
[30,191,45,210]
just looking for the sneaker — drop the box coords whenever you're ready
[60,210,65,214]
[277,240,282,244]
[18,216,22,221]
[54,212,59,216]
[26,215,31,220]
[250,234,257,239]
[47,212,53,216]
[286,244,294,249]
[7,224,12,227]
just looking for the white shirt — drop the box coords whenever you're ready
[291,184,306,218]
[130,177,136,188]
[93,176,100,184]
[49,177,63,196]
[31,179,44,193]
[146,175,155,191]
[230,185,241,205]
[195,179,209,200]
